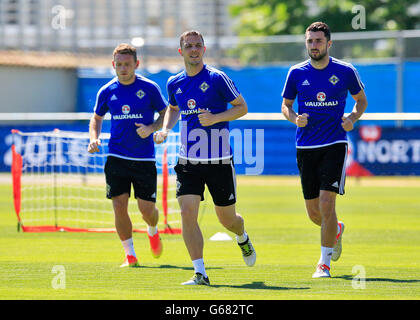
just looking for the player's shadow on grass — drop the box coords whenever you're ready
[212,281,310,291]
[336,275,420,283]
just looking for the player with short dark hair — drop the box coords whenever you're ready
[88,43,167,267]
[281,22,368,278]
[154,30,256,286]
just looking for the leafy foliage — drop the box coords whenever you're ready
[228,0,420,63]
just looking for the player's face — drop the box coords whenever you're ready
[179,35,206,66]
[305,31,331,61]
[113,53,139,84]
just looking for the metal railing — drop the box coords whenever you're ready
[1,1,419,64]
[0,0,235,54]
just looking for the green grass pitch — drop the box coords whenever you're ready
[0,176,419,300]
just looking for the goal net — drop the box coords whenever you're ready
[11,129,181,234]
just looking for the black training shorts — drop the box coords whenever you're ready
[104,156,157,202]
[174,158,237,207]
[296,143,348,200]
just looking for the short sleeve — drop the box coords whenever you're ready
[214,71,240,103]
[93,88,109,116]
[347,64,365,95]
[281,68,298,100]
[150,83,168,112]
[166,79,177,106]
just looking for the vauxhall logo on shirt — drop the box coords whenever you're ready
[181,99,209,115]
[112,104,143,120]
[304,92,338,107]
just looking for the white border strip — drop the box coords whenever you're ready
[1,113,420,121]
[240,113,420,121]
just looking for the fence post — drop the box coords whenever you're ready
[396,31,405,128]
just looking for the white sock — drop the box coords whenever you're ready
[147,225,158,237]
[318,246,333,268]
[121,238,136,257]
[192,258,207,278]
[236,231,248,244]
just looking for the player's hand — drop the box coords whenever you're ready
[198,108,216,127]
[296,113,309,127]
[88,139,101,153]
[153,130,168,144]
[341,116,354,132]
[135,123,154,139]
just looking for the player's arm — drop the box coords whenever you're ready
[341,89,368,132]
[136,107,168,139]
[88,113,104,153]
[281,98,308,127]
[152,107,168,131]
[198,94,248,127]
[153,104,180,144]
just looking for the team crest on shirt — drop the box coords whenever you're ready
[329,75,339,85]
[317,92,326,102]
[187,99,197,109]
[199,82,210,92]
[122,105,130,114]
[136,89,145,99]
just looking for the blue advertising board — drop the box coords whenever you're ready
[1,122,419,176]
[347,125,420,176]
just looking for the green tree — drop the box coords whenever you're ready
[228,0,420,64]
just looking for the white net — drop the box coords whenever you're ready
[11,129,181,233]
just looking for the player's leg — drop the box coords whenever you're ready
[305,195,342,277]
[178,195,203,261]
[320,143,347,263]
[297,148,322,226]
[312,191,338,278]
[132,160,163,258]
[207,160,256,267]
[214,204,244,235]
[112,193,133,241]
[137,199,163,258]
[137,199,159,227]
[112,194,139,267]
[313,143,348,277]
[305,198,322,226]
[178,194,210,285]
[105,156,139,267]
[319,190,338,248]
[174,161,209,285]
[297,148,335,277]
[214,204,256,267]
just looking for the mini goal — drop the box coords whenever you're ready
[11,129,181,234]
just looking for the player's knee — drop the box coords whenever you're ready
[218,213,242,231]
[142,207,157,221]
[218,216,234,229]
[138,202,157,218]
[319,194,334,207]
[319,194,336,219]
[180,206,198,222]
[307,208,321,224]
[112,195,129,215]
